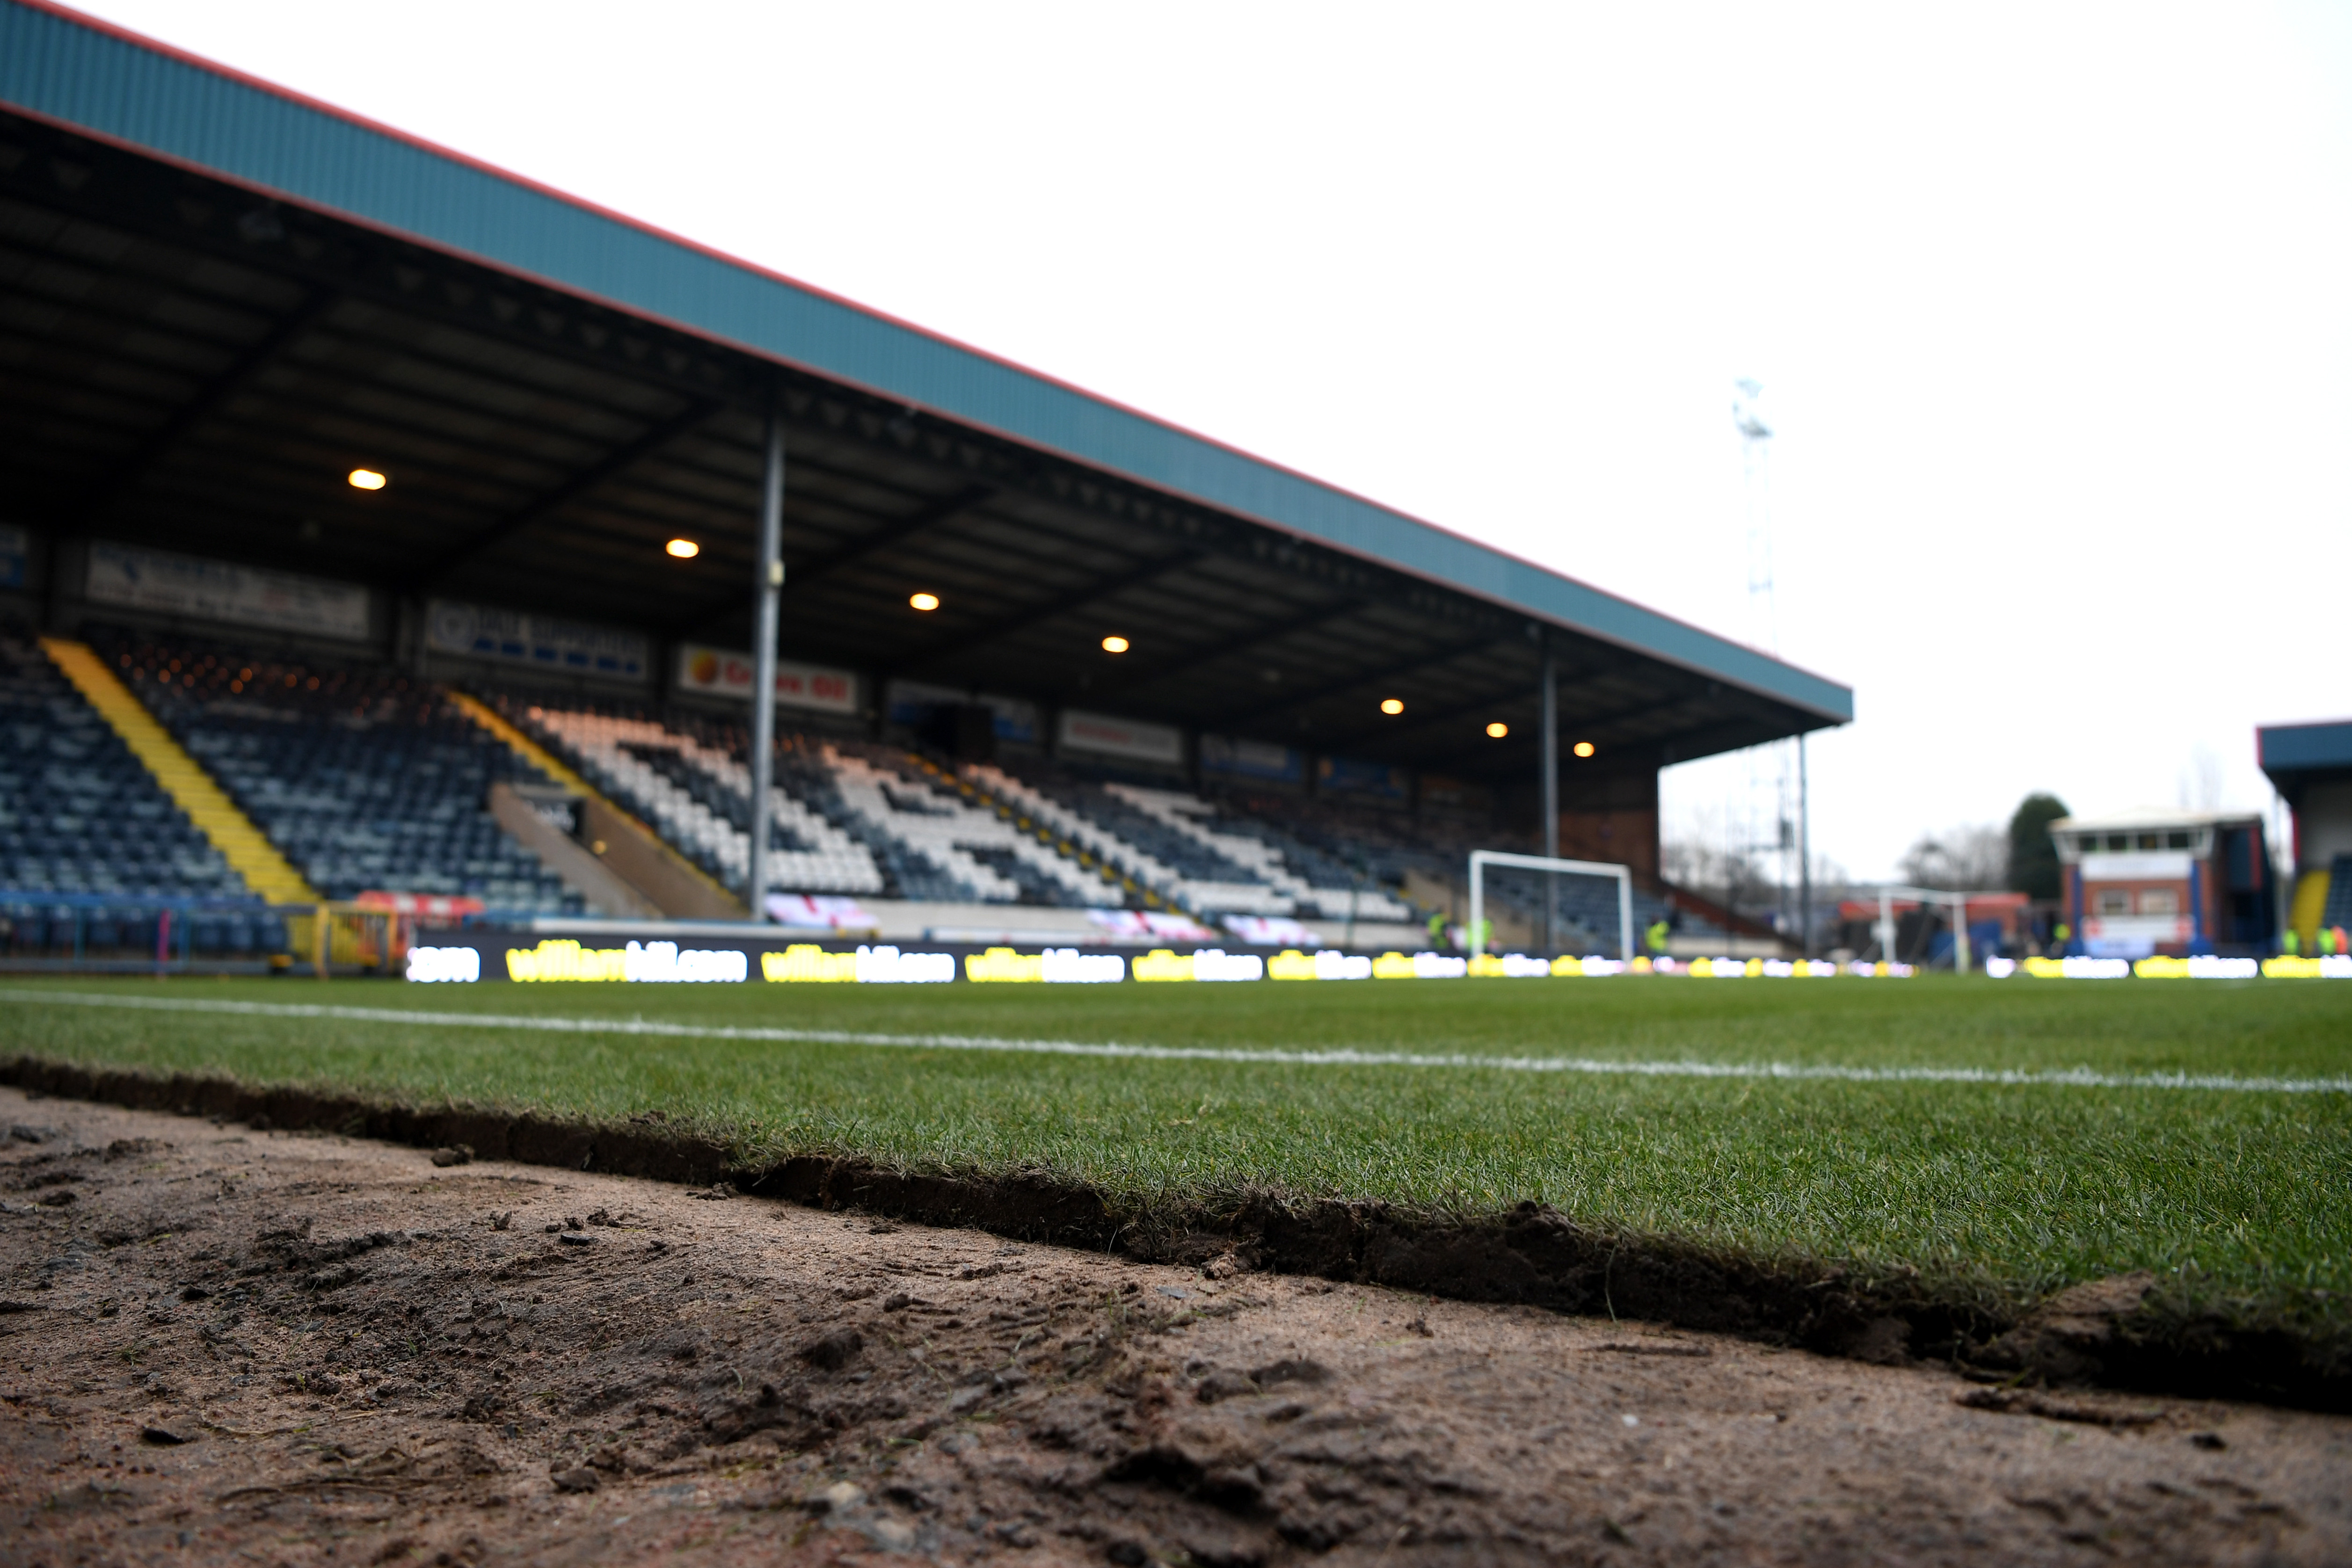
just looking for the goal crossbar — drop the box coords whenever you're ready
[1467,850,1635,961]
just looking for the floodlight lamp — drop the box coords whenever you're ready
[347,468,386,491]
[1485,721,1508,739]
[664,538,700,559]
[909,592,940,611]
[1380,698,1404,715]
[1100,635,1129,653]
[1573,740,1596,758]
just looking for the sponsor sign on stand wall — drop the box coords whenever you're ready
[885,679,968,725]
[427,600,647,679]
[1317,754,1410,801]
[980,694,1040,745]
[886,682,1038,744]
[1200,733,1303,784]
[87,542,371,640]
[1058,709,1185,766]
[679,644,858,714]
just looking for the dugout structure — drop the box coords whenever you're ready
[0,0,1849,884]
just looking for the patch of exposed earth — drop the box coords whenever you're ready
[2,1087,2347,1567]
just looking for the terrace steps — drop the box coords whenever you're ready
[447,690,744,918]
[39,637,317,904]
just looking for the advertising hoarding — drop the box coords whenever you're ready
[679,644,858,714]
[1058,709,1184,766]
[1200,733,1303,784]
[427,600,647,679]
[87,541,371,641]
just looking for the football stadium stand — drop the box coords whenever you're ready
[2257,719,2351,951]
[0,4,1853,969]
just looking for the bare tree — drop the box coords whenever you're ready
[1898,824,2007,890]
[1663,837,1775,917]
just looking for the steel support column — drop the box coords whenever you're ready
[1539,637,1558,954]
[746,409,786,919]
[1798,733,1813,958]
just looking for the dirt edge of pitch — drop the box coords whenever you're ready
[5,1052,2342,1414]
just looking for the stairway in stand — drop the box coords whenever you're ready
[40,637,317,905]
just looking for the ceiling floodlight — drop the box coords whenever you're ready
[664,538,700,559]
[1380,698,1404,715]
[909,592,940,611]
[1573,740,1596,758]
[346,468,386,491]
[1485,721,1508,738]
[1100,635,1130,653]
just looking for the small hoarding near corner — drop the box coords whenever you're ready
[978,693,1039,745]
[89,541,371,640]
[885,678,967,725]
[1058,709,1184,766]
[682,644,858,713]
[1200,733,1303,784]
[1316,754,1409,801]
[428,600,647,679]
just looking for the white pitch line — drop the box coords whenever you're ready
[2,987,2347,1096]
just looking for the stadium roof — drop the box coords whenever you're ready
[0,0,1851,785]
[2258,720,2352,796]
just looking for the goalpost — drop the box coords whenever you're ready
[1467,850,1635,962]
[1869,884,1978,973]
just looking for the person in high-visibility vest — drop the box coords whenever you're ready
[2282,927,2301,956]
[2322,926,2341,957]
[1427,911,1449,949]
[1646,918,1671,956]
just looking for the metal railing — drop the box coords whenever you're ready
[0,893,445,978]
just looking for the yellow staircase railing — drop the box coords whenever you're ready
[2289,867,2332,950]
[445,689,600,797]
[40,637,318,905]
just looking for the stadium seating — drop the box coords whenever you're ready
[88,628,582,915]
[967,757,1413,922]
[1204,780,1714,951]
[2323,855,2352,935]
[8,615,1707,953]
[0,624,248,901]
[513,704,1111,907]
[823,740,1114,907]
[0,622,284,960]
[522,707,886,898]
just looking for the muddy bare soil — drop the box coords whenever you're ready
[3,1088,2348,1568]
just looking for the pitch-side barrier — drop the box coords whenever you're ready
[398,933,2345,986]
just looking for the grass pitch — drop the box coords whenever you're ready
[3,974,2347,1327]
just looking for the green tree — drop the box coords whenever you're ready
[2007,793,2070,900]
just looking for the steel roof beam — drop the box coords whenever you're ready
[400,399,719,593]
[1220,629,1515,732]
[889,549,1207,677]
[1091,594,1368,702]
[659,482,995,635]
[77,289,340,527]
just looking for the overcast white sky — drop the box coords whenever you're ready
[70,0,2352,878]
